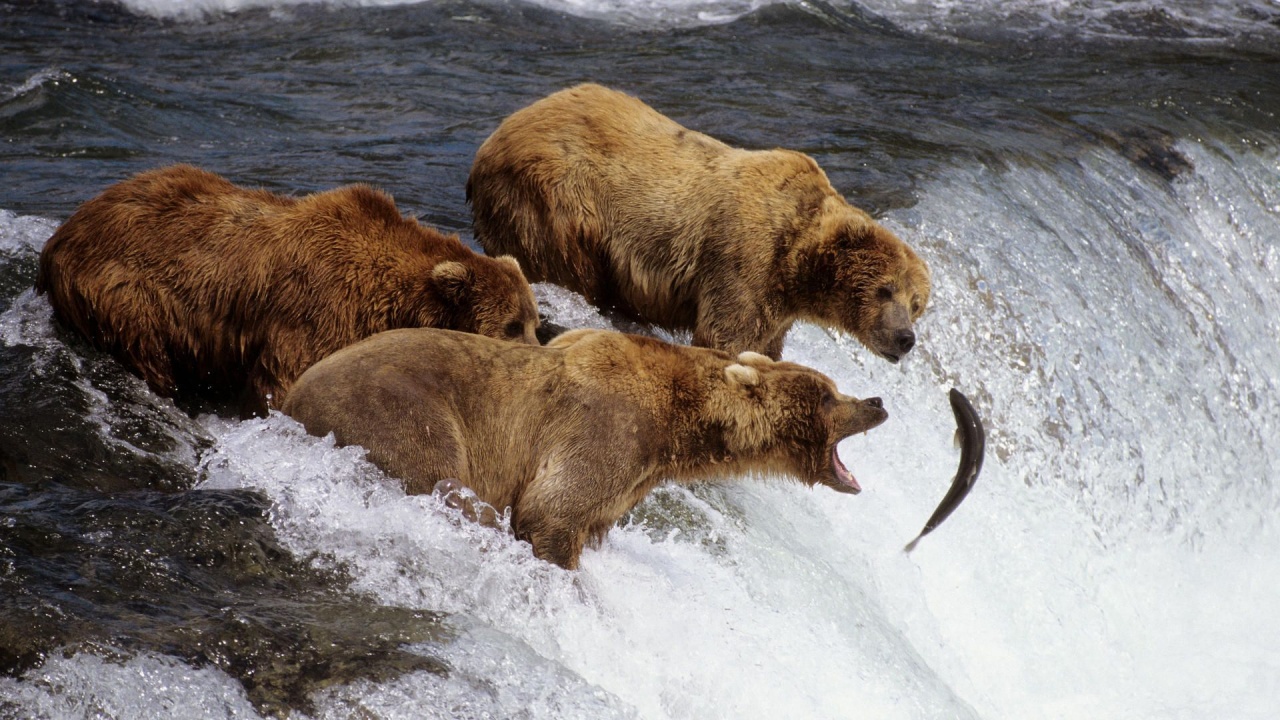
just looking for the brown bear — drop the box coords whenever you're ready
[467,83,931,362]
[282,327,888,569]
[36,164,539,415]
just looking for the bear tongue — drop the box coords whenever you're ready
[831,446,862,494]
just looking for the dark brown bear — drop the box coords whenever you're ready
[37,164,539,414]
[283,327,888,569]
[468,83,931,362]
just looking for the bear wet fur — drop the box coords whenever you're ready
[282,327,888,569]
[36,164,540,414]
[467,83,932,363]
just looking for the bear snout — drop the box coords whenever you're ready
[865,301,918,363]
[850,397,889,435]
[871,326,916,363]
[894,329,916,355]
[824,394,888,443]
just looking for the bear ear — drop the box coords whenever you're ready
[494,255,522,272]
[736,351,772,366]
[432,261,474,300]
[834,223,877,250]
[724,363,761,387]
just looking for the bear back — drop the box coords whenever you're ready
[36,164,539,414]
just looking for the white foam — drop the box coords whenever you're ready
[311,623,638,719]
[851,138,1280,718]
[118,0,403,20]
[0,651,261,719]
[520,0,776,27]
[1,68,70,106]
[0,289,57,351]
[0,209,57,256]
[534,282,615,331]
[535,281,689,343]
[104,0,1280,38]
[854,0,1280,40]
[112,0,778,25]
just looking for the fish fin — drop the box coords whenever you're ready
[904,536,921,553]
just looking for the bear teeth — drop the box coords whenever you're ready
[831,446,861,494]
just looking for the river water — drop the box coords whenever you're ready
[2,1,1278,718]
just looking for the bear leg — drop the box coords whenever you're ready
[74,282,181,396]
[522,522,588,570]
[119,322,180,397]
[693,303,789,360]
[250,330,324,412]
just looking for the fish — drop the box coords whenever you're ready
[904,388,985,552]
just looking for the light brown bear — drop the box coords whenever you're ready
[36,164,539,415]
[467,83,931,362]
[282,327,888,569]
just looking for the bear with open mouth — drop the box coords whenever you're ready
[283,327,888,569]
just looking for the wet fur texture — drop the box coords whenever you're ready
[36,165,539,413]
[467,83,931,362]
[283,327,888,569]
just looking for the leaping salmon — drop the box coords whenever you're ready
[905,388,985,552]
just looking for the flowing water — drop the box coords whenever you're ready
[2,1,1278,718]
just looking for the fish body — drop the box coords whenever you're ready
[905,388,985,552]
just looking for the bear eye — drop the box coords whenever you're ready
[911,296,923,316]
[877,285,894,302]
[821,389,837,411]
[504,320,525,338]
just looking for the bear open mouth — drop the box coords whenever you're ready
[829,445,862,494]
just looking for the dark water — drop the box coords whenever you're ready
[6,0,1279,223]
[2,1,1279,717]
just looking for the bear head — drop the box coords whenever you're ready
[431,255,540,345]
[717,350,888,494]
[799,213,931,364]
